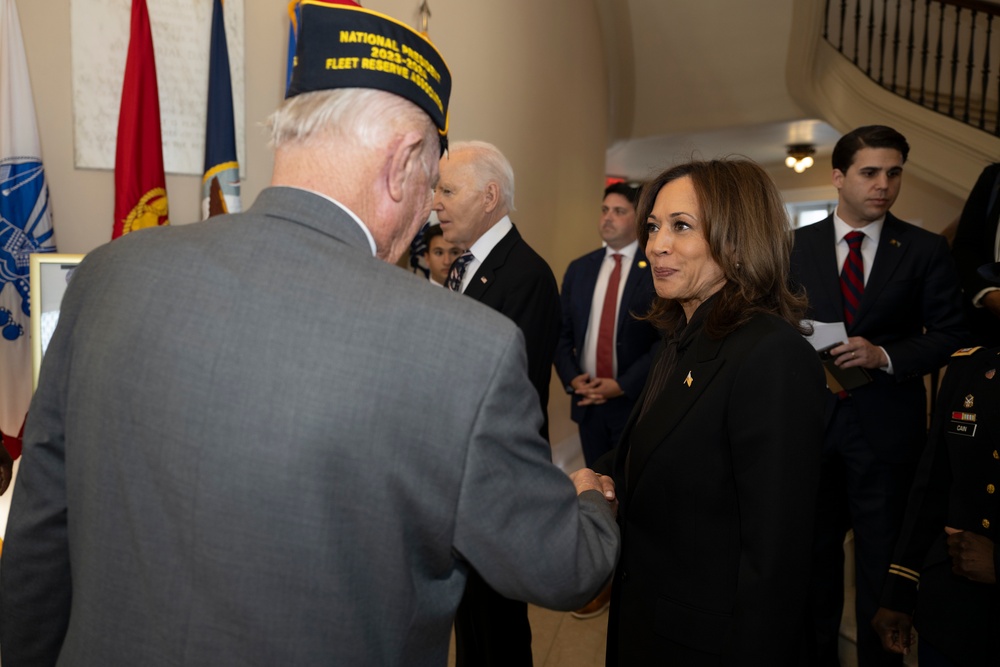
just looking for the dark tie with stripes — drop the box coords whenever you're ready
[840,231,865,325]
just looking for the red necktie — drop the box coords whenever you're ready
[596,254,622,378]
[840,231,865,326]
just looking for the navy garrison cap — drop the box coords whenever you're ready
[287,0,452,152]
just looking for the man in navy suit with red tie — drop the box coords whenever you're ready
[789,125,967,666]
[555,183,659,469]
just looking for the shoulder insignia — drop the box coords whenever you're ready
[952,346,983,357]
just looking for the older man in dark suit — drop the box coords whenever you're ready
[433,140,561,667]
[790,125,967,666]
[0,5,619,666]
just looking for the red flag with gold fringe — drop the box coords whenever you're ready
[113,0,169,239]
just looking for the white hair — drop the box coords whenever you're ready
[267,88,438,174]
[447,140,516,212]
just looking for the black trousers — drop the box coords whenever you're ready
[807,398,919,667]
[577,397,633,468]
[454,569,532,667]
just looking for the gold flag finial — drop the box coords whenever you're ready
[418,0,431,35]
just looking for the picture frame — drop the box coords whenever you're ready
[29,253,85,390]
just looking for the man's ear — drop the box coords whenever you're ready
[832,169,845,190]
[387,131,426,203]
[483,181,500,213]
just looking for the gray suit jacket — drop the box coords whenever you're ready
[0,187,618,666]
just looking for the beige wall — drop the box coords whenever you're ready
[19,0,610,268]
[19,0,610,449]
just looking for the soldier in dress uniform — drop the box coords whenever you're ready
[873,262,1000,666]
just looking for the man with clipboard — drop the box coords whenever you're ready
[789,125,967,666]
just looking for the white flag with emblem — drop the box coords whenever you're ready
[0,0,56,466]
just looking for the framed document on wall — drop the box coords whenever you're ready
[29,253,85,390]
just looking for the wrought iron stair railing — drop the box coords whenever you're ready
[824,0,1000,136]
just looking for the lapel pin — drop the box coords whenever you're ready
[638,261,648,269]
[684,371,693,387]
[987,369,996,380]
[889,238,901,247]
[480,276,488,284]
[964,394,975,408]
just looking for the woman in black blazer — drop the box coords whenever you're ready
[602,159,827,665]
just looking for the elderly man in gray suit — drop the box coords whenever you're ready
[0,4,618,666]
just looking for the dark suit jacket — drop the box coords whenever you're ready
[553,247,659,423]
[0,188,618,666]
[789,213,967,459]
[880,346,1000,665]
[605,312,826,665]
[951,162,1000,347]
[463,224,560,440]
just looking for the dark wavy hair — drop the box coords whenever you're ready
[636,159,810,338]
[831,125,909,173]
[604,181,640,208]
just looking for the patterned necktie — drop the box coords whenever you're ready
[595,253,623,378]
[446,251,474,292]
[840,231,865,326]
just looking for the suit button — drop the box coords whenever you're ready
[983,519,991,529]
[988,484,996,495]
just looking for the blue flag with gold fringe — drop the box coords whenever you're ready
[202,0,240,219]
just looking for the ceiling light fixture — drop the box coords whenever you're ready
[785,144,816,173]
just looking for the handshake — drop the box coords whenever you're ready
[570,468,617,510]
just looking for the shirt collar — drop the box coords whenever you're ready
[281,186,377,256]
[468,215,513,262]
[833,208,883,245]
[605,239,639,262]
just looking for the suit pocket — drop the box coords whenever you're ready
[653,595,732,655]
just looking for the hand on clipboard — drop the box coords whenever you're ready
[818,342,872,392]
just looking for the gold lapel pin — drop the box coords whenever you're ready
[889,238,902,247]
[480,276,487,284]
[684,371,693,387]
[638,261,648,269]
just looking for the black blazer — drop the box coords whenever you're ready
[464,224,560,440]
[553,247,659,422]
[951,163,1000,347]
[605,312,826,665]
[879,346,1000,664]
[789,213,967,458]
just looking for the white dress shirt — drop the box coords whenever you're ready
[581,240,638,379]
[833,208,893,373]
[833,211,882,287]
[458,215,514,293]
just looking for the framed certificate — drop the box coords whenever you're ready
[29,253,85,389]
